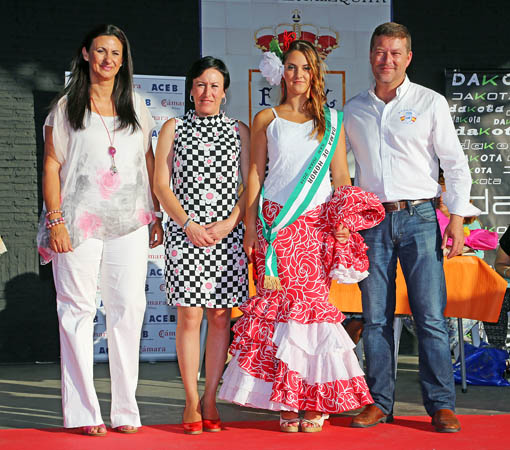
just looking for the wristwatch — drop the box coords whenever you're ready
[504,267,510,279]
[154,212,163,219]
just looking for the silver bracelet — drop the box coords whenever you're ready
[182,217,192,231]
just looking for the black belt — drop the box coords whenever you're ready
[382,198,439,212]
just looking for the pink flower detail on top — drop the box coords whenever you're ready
[97,169,121,200]
[138,209,154,225]
[77,211,102,239]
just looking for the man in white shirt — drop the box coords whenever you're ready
[344,22,474,433]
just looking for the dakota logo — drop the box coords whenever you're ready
[399,109,417,124]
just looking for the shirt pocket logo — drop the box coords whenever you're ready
[399,109,417,124]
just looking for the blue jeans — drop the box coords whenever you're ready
[359,200,455,416]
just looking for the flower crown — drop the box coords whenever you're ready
[259,31,297,86]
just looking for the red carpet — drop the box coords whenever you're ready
[0,415,506,450]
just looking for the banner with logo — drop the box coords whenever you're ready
[93,74,185,362]
[445,69,510,263]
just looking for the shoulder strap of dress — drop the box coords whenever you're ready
[271,107,278,118]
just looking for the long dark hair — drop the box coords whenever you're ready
[281,40,327,141]
[55,24,139,132]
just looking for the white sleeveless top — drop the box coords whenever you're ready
[263,108,332,211]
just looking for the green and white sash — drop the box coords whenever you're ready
[259,107,342,290]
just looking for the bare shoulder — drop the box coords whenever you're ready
[160,117,176,134]
[236,120,250,138]
[252,108,275,129]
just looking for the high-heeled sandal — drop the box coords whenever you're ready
[301,413,329,433]
[79,424,107,436]
[203,418,222,432]
[280,414,300,433]
[183,420,203,435]
[113,425,138,434]
[200,398,222,432]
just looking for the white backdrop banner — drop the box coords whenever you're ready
[93,74,185,362]
[201,0,391,173]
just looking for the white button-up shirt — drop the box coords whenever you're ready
[344,76,476,217]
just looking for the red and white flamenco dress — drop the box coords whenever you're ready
[219,185,385,413]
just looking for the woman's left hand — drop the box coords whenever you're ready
[150,219,164,248]
[335,223,350,244]
[204,219,235,244]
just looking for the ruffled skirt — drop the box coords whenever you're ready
[218,200,373,413]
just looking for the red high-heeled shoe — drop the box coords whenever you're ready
[200,398,222,432]
[203,418,222,432]
[183,420,203,435]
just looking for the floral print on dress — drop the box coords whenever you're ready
[174,156,183,172]
[164,110,248,309]
[201,278,217,295]
[203,189,219,204]
[77,211,102,239]
[168,247,183,263]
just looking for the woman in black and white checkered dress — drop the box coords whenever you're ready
[154,57,249,434]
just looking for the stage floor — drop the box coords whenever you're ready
[0,354,509,430]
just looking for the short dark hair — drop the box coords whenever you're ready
[186,56,230,94]
[370,22,412,52]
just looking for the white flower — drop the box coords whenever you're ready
[168,247,182,263]
[259,51,284,86]
[203,189,219,204]
[201,278,217,294]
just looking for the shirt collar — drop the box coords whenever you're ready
[368,74,411,102]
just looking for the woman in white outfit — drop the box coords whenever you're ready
[37,24,163,436]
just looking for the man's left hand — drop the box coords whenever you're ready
[150,219,164,248]
[442,214,465,259]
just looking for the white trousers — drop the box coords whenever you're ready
[52,226,148,428]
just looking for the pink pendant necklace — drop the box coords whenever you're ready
[91,96,118,175]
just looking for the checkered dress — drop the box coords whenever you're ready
[164,110,248,308]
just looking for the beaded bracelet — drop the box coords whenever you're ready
[45,209,64,218]
[46,217,66,229]
[182,217,192,231]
